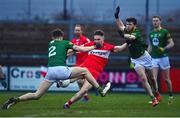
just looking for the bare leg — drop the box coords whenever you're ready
[64,80,92,108]
[19,80,53,101]
[70,67,100,89]
[161,68,173,96]
[135,66,155,99]
[147,68,159,93]
[2,80,53,109]
[77,79,89,101]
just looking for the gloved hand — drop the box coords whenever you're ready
[114,6,120,19]
[125,39,131,45]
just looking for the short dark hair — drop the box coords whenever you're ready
[94,29,104,36]
[126,17,137,25]
[152,16,162,21]
[50,28,64,38]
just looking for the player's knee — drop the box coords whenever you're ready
[33,93,42,100]
[81,68,88,73]
[141,77,147,83]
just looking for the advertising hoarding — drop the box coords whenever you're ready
[10,66,79,91]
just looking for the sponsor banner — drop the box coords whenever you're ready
[0,66,8,90]
[97,69,145,92]
[160,68,180,93]
[10,66,79,91]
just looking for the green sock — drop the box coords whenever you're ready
[97,86,102,92]
[150,96,155,100]
[15,98,20,103]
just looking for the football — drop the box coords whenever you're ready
[57,80,70,88]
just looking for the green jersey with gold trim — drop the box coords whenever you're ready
[149,28,171,58]
[125,28,147,59]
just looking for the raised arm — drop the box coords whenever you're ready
[114,6,136,41]
[114,6,125,31]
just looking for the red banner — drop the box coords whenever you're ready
[160,68,180,93]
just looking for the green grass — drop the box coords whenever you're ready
[0,92,180,117]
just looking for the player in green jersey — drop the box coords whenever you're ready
[148,16,174,104]
[1,28,108,110]
[114,6,159,107]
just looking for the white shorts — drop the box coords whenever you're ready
[44,66,72,83]
[131,51,153,69]
[152,57,170,70]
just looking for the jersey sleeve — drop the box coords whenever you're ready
[67,41,74,49]
[165,29,172,39]
[108,43,115,52]
[132,30,141,40]
[71,38,76,44]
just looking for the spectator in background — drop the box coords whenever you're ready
[0,65,7,88]
[148,16,174,104]
[114,6,160,107]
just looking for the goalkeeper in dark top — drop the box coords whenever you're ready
[2,28,108,110]
[148,16,174,105]
[114,6,160,107]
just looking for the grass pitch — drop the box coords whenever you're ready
[0,92,180,117]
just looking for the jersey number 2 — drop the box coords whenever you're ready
[49,46,56,57]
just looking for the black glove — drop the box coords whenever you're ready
[125,39,131,45]
[114,6,120,19]
[117,29,124,38]
[94,42,102,49]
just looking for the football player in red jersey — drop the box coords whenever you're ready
[61,29,128,109]
[71,24,91,102]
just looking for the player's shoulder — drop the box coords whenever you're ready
[104,41,113,45]
[71,38,76,42]
[83,41,94,46]
[82,35,90,41]
[161,28,169,33]
[49,40,55,44]
[103,41,115,48]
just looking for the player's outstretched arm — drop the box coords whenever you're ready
[73,45,95,52]
[113,43,127,52]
